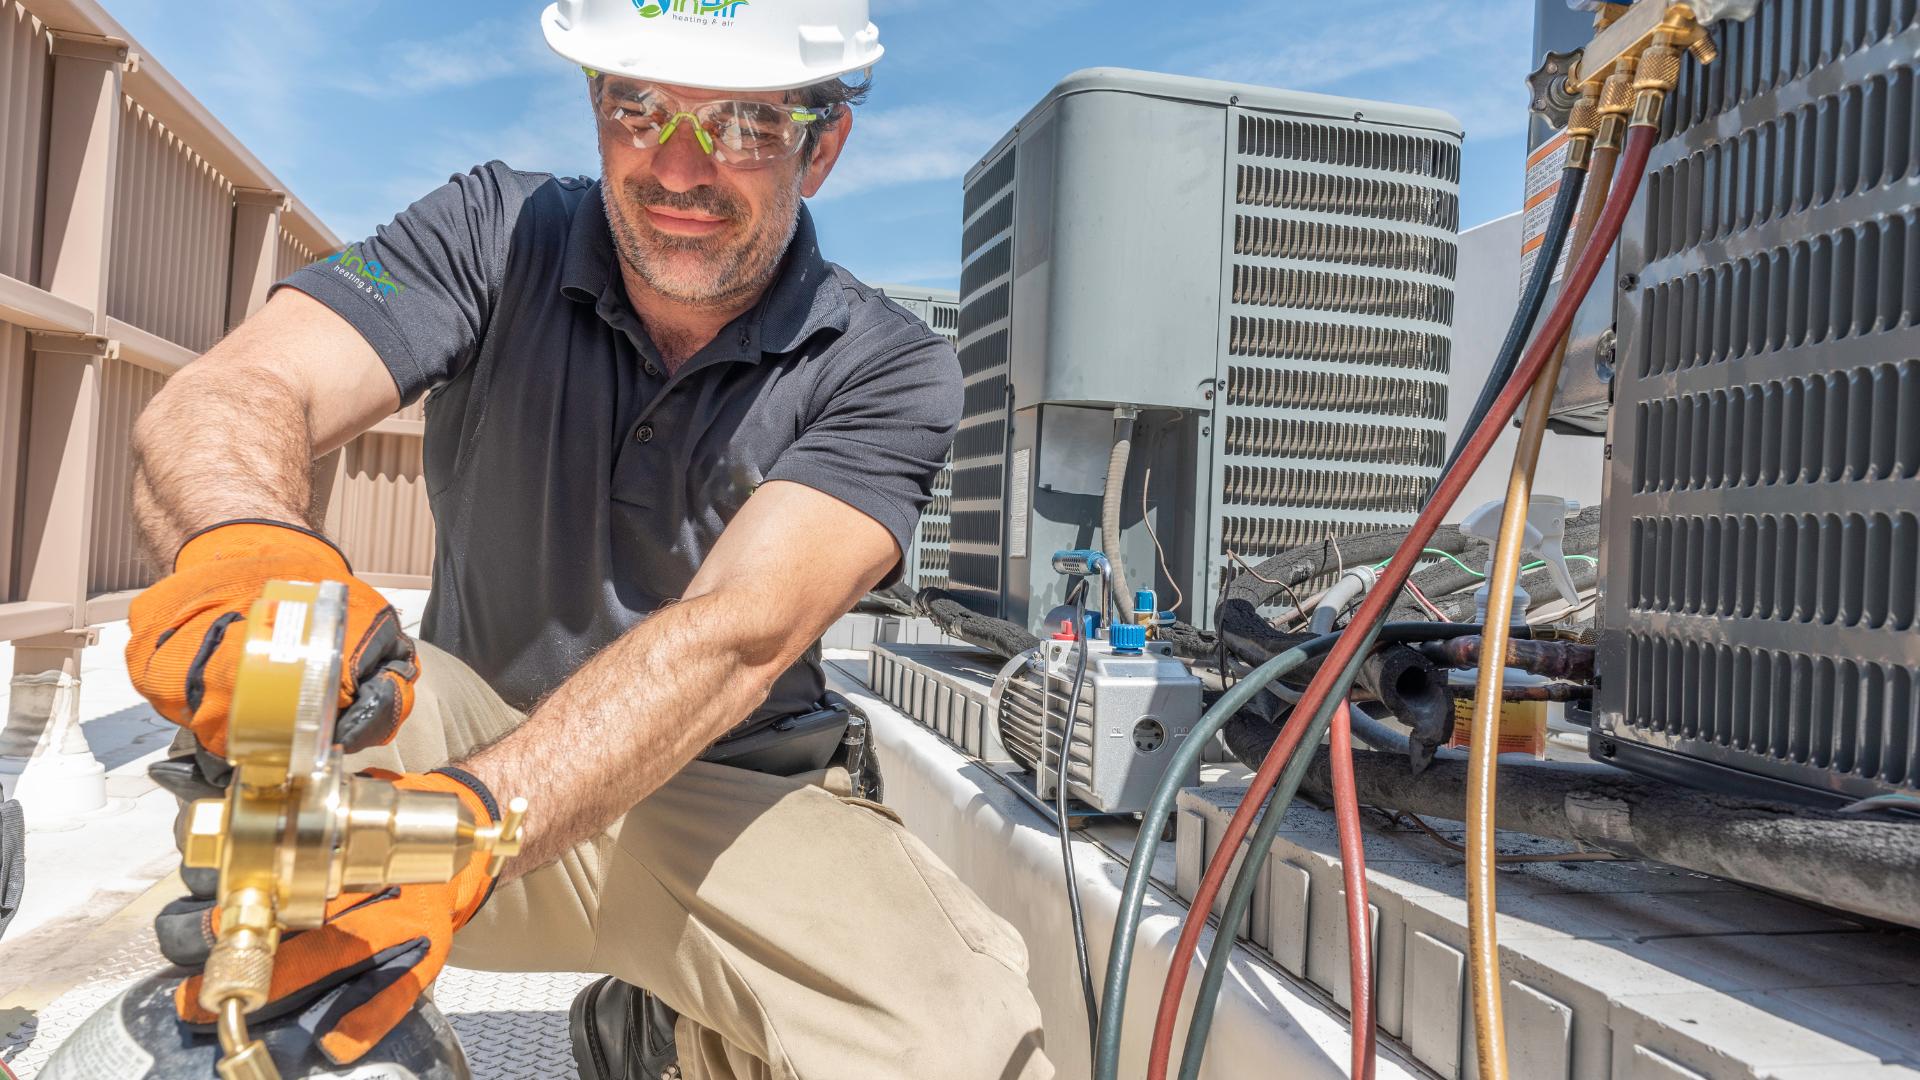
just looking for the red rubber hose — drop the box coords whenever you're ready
[1331,700,1376,1080]
[1144,124,1657,1080]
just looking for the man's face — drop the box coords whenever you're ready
[594,77,851,311]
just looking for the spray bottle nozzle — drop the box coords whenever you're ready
[1459,495,1582,621]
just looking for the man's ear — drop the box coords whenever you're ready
[801,110,853,198]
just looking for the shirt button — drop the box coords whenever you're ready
[635,423,655,444]
[644,361,659,377]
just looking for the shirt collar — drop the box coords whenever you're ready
[561,184,850,360]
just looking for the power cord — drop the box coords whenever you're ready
[1055,594,1100,1060]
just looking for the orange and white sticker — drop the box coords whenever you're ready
[1519,129,1575,295]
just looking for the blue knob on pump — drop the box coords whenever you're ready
[1109,623,1147,655]
[1051,549,1119,641]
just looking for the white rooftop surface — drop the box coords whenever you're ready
[0,591,601,1080]
[4,608,1916,1079]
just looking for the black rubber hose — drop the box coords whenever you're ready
[857,582,921,617]
[1222,526,1473,610]
[913,588,1042,659]
[1439,166,1588,481]
[1355,645,1452,748]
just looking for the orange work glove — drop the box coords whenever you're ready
[159,769,501,1065]
[127,520,419,757]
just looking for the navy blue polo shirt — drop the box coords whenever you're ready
[279,162,961,726]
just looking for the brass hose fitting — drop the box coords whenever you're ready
[1564,86,1603,171]
[1596,58,1636,152]
[1631,35,1684,127]
[1688,33,1719,66]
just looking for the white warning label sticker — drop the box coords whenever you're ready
[1008,449,1031,559]
[1519,129,1575,296]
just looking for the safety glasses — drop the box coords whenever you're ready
[594,80,827,170]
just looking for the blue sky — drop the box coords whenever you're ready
[106,0,1534,291]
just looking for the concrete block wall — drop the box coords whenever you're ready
[1173,786,1920,1079]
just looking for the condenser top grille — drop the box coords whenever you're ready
[1237,114,1461,180]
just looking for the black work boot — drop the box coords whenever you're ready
[569,977,680,1080]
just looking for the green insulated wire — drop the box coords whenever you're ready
[1376,551,1601,576]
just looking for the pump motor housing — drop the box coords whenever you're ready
[991,637,1202,814]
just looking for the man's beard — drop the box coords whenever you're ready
[602,168,804,311]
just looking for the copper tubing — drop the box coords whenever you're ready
[218,999,249,1056]
[1330,701,1376,1080]
[1463,117,1653,1080]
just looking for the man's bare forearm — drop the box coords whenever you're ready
[132,363,316,561]
[460,589,792,878]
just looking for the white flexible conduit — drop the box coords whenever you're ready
[1103,410,1137,622]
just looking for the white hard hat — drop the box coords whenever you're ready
[541,0,884,93]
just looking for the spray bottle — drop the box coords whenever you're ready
[1447,495,1581,759]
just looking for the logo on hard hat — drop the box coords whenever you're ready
[632,0,748,20]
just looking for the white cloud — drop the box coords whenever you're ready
[363,19,556,95]
[1175,0,1534,140]
[816,104,1018,199]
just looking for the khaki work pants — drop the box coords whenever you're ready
[349,641,1056,1080]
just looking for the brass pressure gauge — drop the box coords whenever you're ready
[182,580,524,1080]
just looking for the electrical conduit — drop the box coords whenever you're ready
[1104,410,1137,622]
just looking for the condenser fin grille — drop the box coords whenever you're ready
[1602,0,1920,804]
[1227,316,1449,372]
[1625,635,1918,790]
[949,143,1019,610]
[1214,110,1457,575]
[1236,165,1459,229]
[1223,415,1444,466]
[1235,213,1459,276]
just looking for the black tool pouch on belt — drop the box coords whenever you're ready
[701,696,854,778]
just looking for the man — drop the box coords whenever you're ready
[124,2,1054,1077]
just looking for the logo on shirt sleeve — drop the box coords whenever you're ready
[325,245,408,301]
